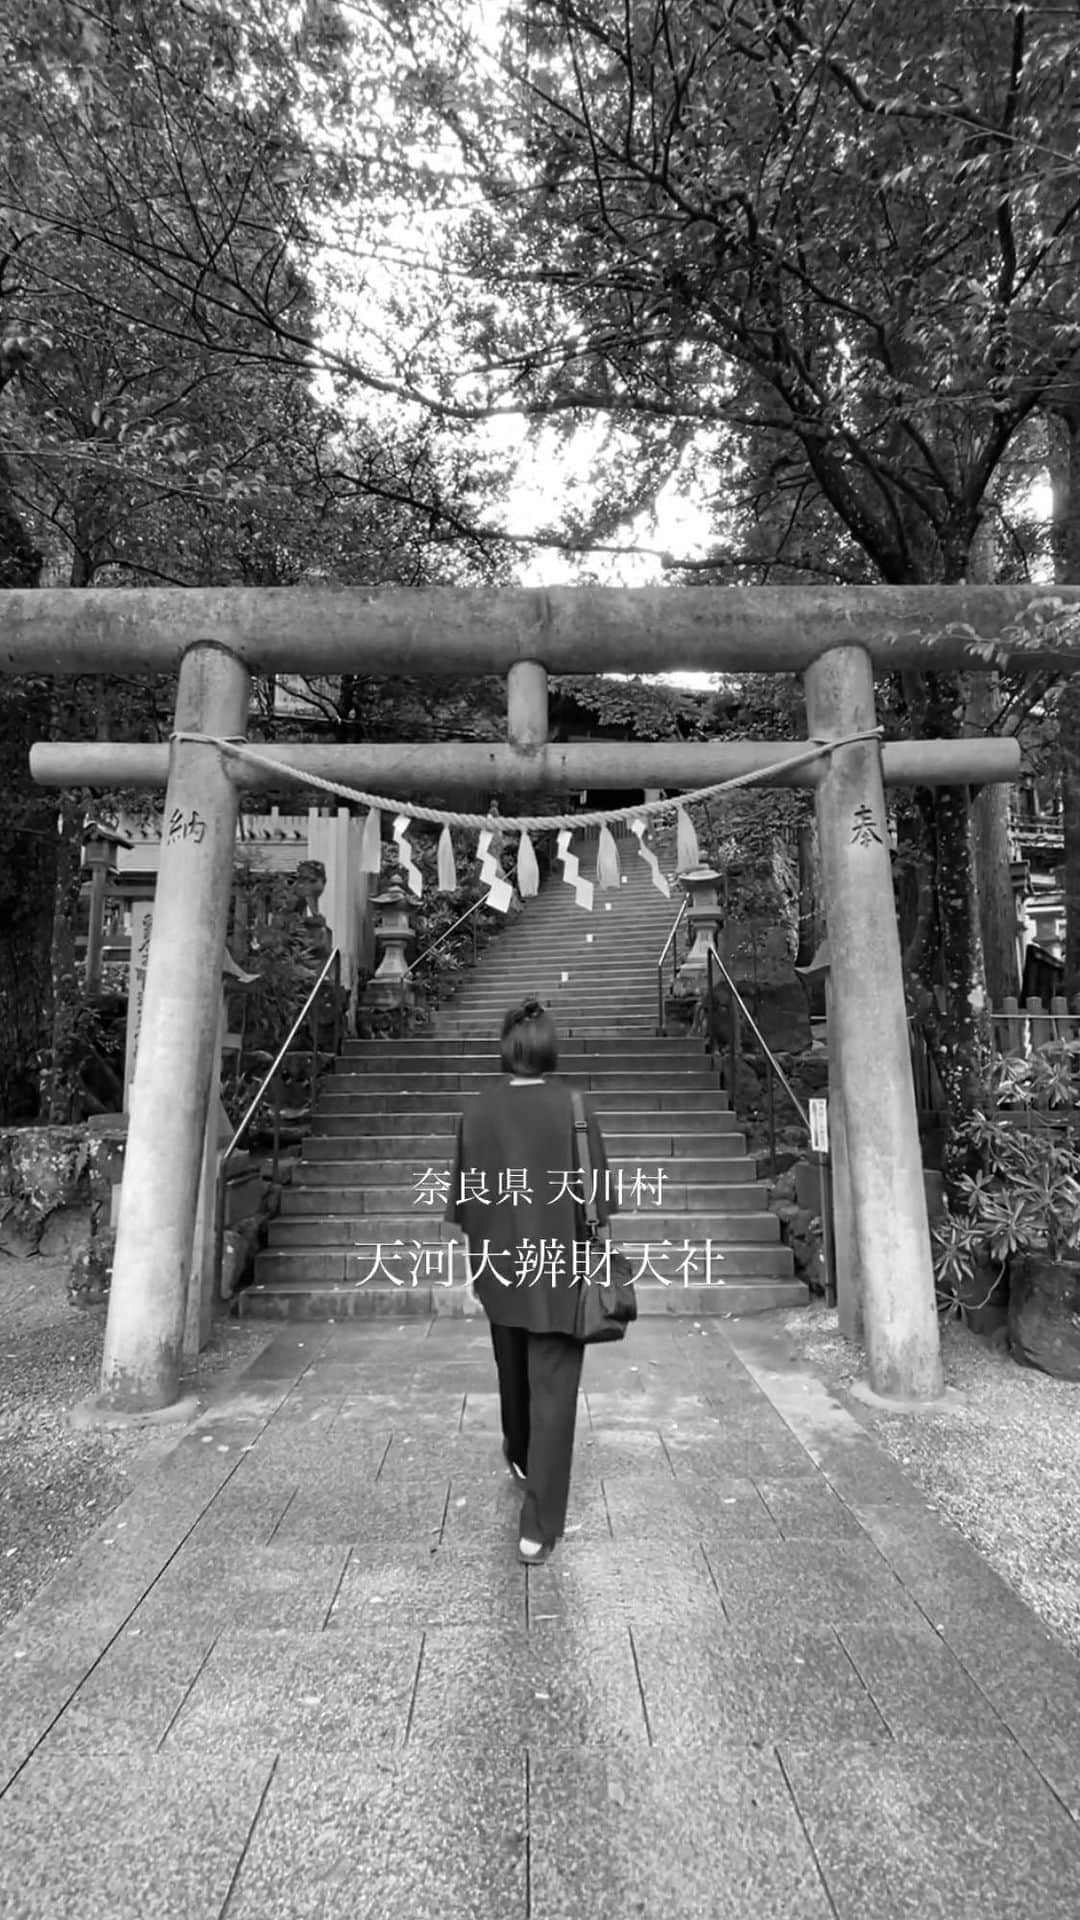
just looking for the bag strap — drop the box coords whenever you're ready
[570,1089,601,1234]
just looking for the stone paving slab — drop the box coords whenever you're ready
[2,1313,1080,1917]
[602,1471,782,1541]
[526,1538,723,1628]
[0,1752,273,1920]
[272,1482,452,1547]
[127,1543,351,1636]
[223,1750,528,1920]
[329,1541,530,1630]
[528,1746,834,1920]
[45,1625,218,1754]
[185,1481,299,1547]
[407,1623,650,1751]
[834,1623,1011,1742]
[753,1474,866,1539]
[665,1432,822,1480]
[632,1617,892,1745]
[780,1737,1080,1919]
[704,1537,932,1631]
[164,1626,424,1755]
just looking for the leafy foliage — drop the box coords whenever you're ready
[551,674,708,738]
[933,1042,1080,1306]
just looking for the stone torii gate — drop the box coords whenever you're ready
[11,581,1080,1417]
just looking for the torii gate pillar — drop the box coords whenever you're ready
[99,643,250,1412]
[804,646,943,1401]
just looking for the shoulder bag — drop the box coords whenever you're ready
[570,1088,637,1343]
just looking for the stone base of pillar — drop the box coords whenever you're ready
[69,1392,202,1432]
[672,960,709,998]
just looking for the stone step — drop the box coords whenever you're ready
[276,1167,764,1213]
[441,959,662,976]
[295,1146,749,1180]
[250,1238,795,1287]
[309,1119,743,1149]
[441,972,662,989]
[433,1006,663,1020]
[433,1022,662,1037]
[443,967,664,983]
[340,1038,709,1059]
[452,950,665,965]
[433,991,663,1006]
[268,1207,781,1244]
[434,1009,663,1020]
[449,961,668,982]
[300,1125,746,1159]
[321,1070,725,1096]
[444,968,665,988]
[471,921,671,938]
[265,1206,773,1244]
[314,1088,730,1116]
[483,922,674,938]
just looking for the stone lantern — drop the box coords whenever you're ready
[367,883,415,1008]
[672,865,725,994]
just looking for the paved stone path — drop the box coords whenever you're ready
[2,1315,1080,1918]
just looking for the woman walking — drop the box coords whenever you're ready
[447,998,615,1565]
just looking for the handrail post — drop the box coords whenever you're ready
[765,1044,777,1174]
[212,1164,227,1303]
[729,993,740,1102]
[655,896,689,1042]
[212,942,343,1304]
[708,940,810,1129]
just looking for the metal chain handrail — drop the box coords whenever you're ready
[406,898,486,978]
[213,946,343,1297]
[656,895,689,1034]
[706,939,810,1129]
[223,945,342,1158]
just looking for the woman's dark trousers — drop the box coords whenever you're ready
[490,1325,584,1544]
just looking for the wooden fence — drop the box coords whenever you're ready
[909,995,1080,1119]
[990,995,1080,1056]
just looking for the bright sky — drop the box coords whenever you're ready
[302,7,725,603]
[483,415,718,588]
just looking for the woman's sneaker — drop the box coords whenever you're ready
[518,1536,553,1565]
[502,1439,527,1485]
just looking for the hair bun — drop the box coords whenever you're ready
[508,996,544,1027]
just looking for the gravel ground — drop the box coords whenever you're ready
[783,1304,1080,1657]
[0,1255,273,1632]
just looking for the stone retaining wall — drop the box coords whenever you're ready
[0,1123,282,1307]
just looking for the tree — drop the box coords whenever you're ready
[0,0,518,1118]
[346,0,1080,1143]
[1049,410,1080,994]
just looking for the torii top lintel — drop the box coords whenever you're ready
[4,584,1080,677]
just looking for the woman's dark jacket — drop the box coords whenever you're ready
[446,1077,614,1334]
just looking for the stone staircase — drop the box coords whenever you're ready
[240,833,805,1320]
